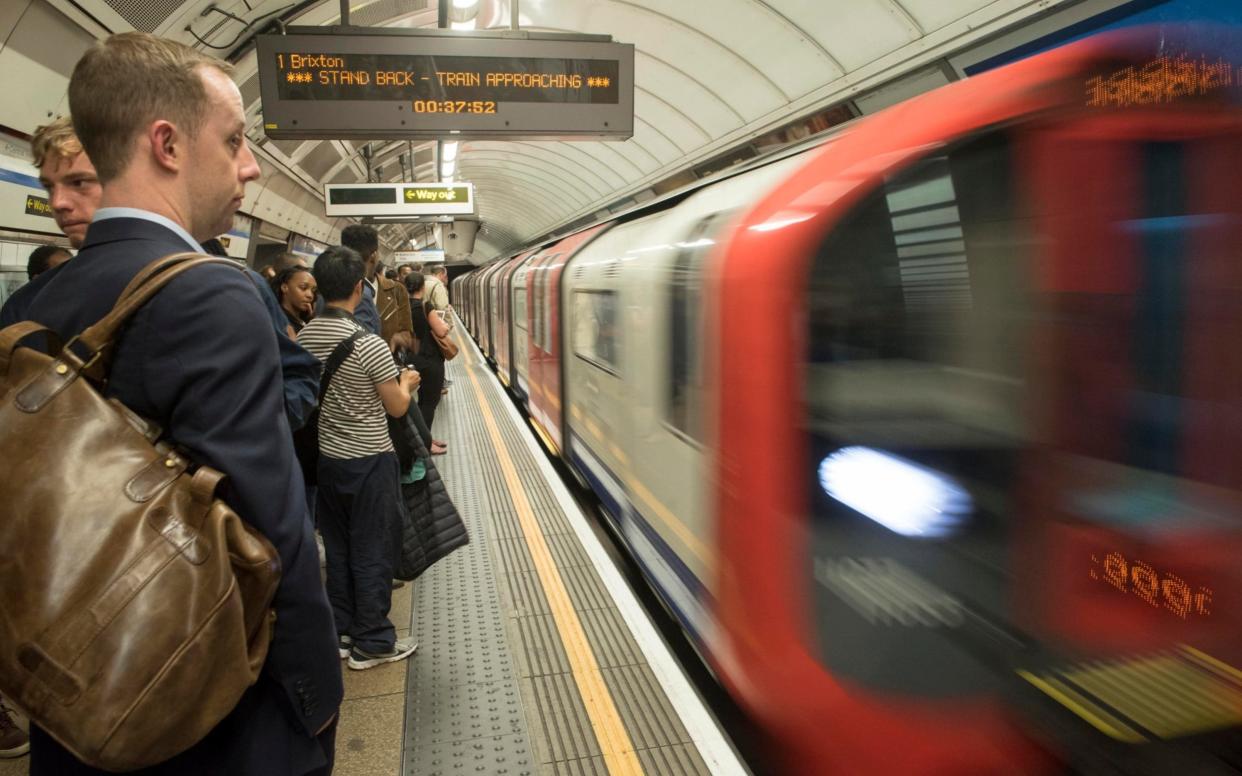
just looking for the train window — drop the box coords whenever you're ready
[803,130,1035,697]
[538,254,560,351]
[571,289,619,374]
[531,265,543,344]
[666,215,723,442]
[513,268,528,331]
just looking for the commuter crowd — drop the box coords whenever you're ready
[0,31,465,776]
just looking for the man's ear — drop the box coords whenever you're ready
[148,120,182,173]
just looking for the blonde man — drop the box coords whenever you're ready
[0,118,102,326]
[32,116,101,248]
[21,32,341,776]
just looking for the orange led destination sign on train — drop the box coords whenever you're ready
[1087,54,1239,108]
[1090,550,1213,619]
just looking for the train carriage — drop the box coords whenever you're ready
[522,225,611,456]
[459,26,1242,774]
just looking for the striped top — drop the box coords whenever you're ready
[297,315,399,459]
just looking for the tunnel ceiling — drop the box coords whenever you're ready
[79,0,1072,261]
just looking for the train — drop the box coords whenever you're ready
[451,24,1242,775]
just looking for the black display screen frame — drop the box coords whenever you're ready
[256,31,634,140]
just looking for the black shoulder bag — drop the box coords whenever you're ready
[293,330,365,486]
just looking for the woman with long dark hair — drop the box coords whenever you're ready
[404,272,448,453]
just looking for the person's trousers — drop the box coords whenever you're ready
[317,451,401,653]
[406,400,432,448]
[411,354,446,431]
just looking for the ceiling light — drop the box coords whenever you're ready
[441,160,455,177]
[442,142,458,162]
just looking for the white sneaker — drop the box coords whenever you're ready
[347,636,417,670]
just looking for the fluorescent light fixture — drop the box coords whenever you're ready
[440,160,455,177]
[818,447,971,538]
[451,0,477,8]
[442,141,459,162]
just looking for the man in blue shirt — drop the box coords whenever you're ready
[339,225,383,336]
[20,32,341,775]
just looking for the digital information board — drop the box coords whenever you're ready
[256,32,634,140]
[323,182,475,217]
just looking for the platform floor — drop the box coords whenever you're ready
[396,327,745,775]
[0,322,745,776]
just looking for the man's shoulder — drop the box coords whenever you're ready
[299,316,353,339]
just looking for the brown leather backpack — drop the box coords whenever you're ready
[0,253,280,771]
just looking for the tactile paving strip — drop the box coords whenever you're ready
[404,347,711,775]
[403,358,538,776]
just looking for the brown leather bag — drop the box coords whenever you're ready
[0,253,281,771]
[432,327,459,360]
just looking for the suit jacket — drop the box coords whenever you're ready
[242,268,320,431]
[0,261,65,328]
[376,274,413,346]
[22,217,343,775]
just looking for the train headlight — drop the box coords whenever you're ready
[818,446,972,538]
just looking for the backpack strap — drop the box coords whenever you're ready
[318,330,366,402]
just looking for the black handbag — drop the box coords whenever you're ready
[293,330,364,486]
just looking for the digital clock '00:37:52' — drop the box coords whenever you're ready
[412,100,497,114]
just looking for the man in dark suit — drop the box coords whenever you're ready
[21,32,342,775]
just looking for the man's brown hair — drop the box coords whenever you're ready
[30,116,84,169]
[68,32,233,183]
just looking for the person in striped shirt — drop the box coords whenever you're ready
[297,245,421,670]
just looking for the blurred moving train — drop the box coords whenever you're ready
[453,25,1242,775]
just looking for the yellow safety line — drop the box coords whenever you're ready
[459,333,645,776]
[1017,670,1147,743]
[1181,645,1242,686]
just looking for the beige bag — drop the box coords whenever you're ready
[0,253,280,771]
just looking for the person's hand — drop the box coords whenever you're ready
[400,368,421,391]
